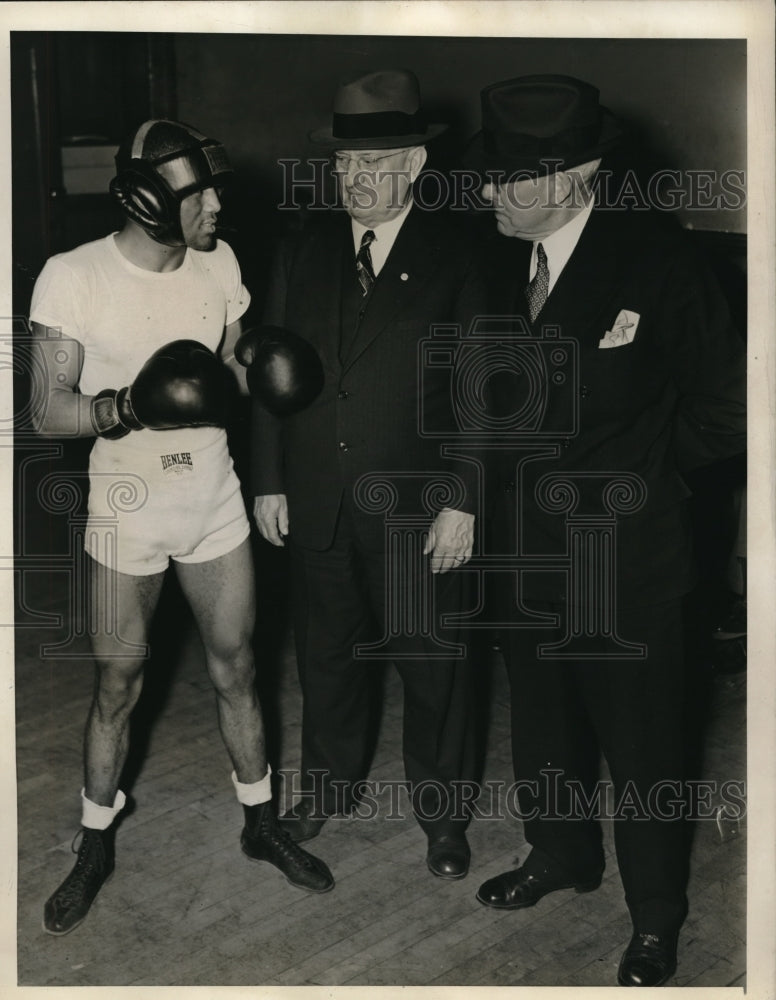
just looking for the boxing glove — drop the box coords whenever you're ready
[235,326,324,417]
[90,339,227,439]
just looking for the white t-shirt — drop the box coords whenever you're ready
[30,234,250,472]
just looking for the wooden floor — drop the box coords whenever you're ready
[15,557,746,988]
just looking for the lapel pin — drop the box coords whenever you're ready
[400,272,409,281]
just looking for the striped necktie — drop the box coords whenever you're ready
[525,242,550,321]
[356,229,376,297]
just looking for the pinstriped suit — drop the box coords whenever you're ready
[485,205,746,930]
[250,207,487,832]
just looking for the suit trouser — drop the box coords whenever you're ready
[503,598,689,932]
[289,499,474,836]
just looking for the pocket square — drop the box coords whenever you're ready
[599,309,640,349]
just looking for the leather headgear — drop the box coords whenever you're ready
[110,119,233,246]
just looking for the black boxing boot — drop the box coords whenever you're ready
[43,825,115,935]
[241,802,334,893]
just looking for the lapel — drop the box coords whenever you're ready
[537,208,631,344]
[297,215,349,371]
[487,232,532,324]
[341,206,437,372]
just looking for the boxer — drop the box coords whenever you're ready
[30,119,331,937]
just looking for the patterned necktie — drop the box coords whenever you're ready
[356,229,376,297]
[525,241,550,322]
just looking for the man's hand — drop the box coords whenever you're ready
[253,494,289,546]
[423,507,474,574]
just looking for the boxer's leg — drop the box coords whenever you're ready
[175,537,264,780]
[44,557,163,935]
[85,556,165,803]
[175,537,334,893]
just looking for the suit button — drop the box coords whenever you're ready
[579,385,591,397]
[504,480,516,494]
[338,390,349,400]
[339,441,349,452]
[561,438,571,449]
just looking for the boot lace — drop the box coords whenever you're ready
[264,816,316,869]
[53,829,107,906]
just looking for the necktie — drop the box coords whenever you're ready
[525,242,549,322]
[356,229,376,297]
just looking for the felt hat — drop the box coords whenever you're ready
[309,69,447,149]
[465,74,622,175]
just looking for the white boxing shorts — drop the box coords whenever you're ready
[84,427,250,576]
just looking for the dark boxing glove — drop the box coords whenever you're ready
[90,339,227,439]
[235,326,324,417]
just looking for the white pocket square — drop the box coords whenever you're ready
[599,309,640,349]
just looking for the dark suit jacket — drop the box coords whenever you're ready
[250,206,487,551]
[486,206,746,608]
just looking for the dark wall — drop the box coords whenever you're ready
[13,33,746,311]
[12,32,747,316]
[175,34,746,234]
[11,32,176,314]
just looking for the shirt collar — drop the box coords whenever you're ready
[533,196,595,293]
[351,199,413,258]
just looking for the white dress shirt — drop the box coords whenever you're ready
[529,196,595,295]
[350,200,413,276]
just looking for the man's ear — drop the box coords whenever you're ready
[564,158,602,207]
[552,169,574,207]
[407,145,428,182]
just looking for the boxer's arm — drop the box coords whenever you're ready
[30,322,94,437]
[220,317,249,394]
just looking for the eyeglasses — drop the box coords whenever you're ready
[331,149,409,172]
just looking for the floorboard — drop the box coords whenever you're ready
[15,567,747,987]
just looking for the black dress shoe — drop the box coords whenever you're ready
[617,931,678,987]
[476,862,602,909]
[279,799,328,843]
[427,834,471,880]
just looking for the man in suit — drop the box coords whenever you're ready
[250,70,486,878]
[466,76,746,985]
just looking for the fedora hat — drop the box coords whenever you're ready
[466,74,623,176]
[309,69,447,150]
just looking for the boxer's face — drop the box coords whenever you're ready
[334,146,426,227]
[180,187,221,250]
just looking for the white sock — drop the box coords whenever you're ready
[80,788,126,830]
[231,765,272,806]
